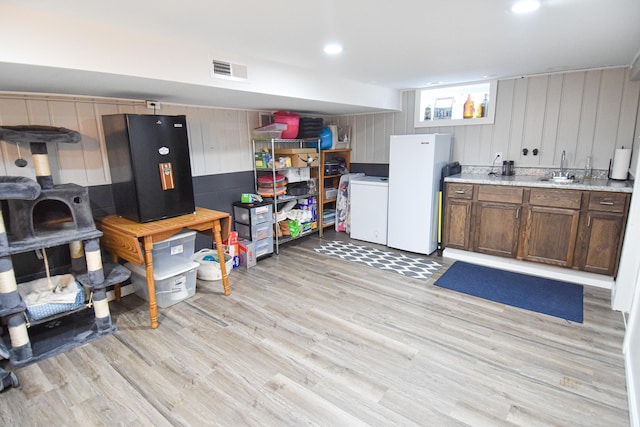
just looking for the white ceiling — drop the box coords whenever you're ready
[1,0,639,115]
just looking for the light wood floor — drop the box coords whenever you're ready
[0,230,629,426]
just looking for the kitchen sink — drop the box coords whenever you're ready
[539,174,582,184]
[540,176,574,183]
[541,151,579,183]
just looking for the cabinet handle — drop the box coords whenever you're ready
[516,208,520,219]
[466,204,470,214]
[454,190,466,194]
[587,215,591,227]
[599,201,614,205]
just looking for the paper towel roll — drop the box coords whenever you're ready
[611,148,632,180]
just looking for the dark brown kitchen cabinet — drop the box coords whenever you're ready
[576,191,629,276]
[443,183,473,250]
[521,189,582,267]
[443,183,630,277]
[521,206,580,267]
[473,202,521,257]
[472,185,523,258]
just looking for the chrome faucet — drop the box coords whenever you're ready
[560,150,566,176]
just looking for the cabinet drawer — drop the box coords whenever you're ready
[255,237,274,257]
[529,188,582,209]
[476,185,523,204]
[233,202,273,225]
[447,183,473,200]
[235,221,273,241]
[588,192,628,213]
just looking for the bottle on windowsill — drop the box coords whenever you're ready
[475,103,484,118]
[584,156,592,180]
[424,104,432,121]
[463,94,474,119]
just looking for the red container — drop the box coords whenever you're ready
[273,111,299,139]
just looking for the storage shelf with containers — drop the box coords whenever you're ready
[232,200,275,259]
[251,137,321,254]
[318,148,351,234]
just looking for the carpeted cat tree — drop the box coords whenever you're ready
[0,125,130,371]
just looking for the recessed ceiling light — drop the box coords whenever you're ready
[511,0,540,14]
[323,43,343,55]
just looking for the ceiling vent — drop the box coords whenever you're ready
[211,59,248,81]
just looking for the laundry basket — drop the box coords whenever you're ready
[193,249,234,281]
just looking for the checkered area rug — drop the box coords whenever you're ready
[314,241,442,279]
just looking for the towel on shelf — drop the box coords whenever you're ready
[17,274,87,321]
[18,274,80,306]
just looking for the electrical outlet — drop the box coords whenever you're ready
[494,152,502,163]
[146,100,161,110]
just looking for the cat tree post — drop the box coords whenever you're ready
[0,210,32,362]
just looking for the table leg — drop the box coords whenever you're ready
[111,253,122,302]
[213,220,230,296]
[143,236,159,328]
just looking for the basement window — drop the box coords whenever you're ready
[415,80,497,128]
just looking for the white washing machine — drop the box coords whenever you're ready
[349,176,389,245]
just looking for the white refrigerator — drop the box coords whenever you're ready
[387,134,452,254]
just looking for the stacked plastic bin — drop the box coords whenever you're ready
[125,231,198,307]
[232,201,274,259]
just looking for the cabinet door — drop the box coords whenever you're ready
[444,198,472,250]
[581,211,625,276]
[473,202,521,258]
[522,206,580,267]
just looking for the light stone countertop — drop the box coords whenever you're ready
[445,172,633,193]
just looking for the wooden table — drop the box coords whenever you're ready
[97,207,231,329]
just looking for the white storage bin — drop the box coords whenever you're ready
[126,261,198,308]
[325,187,338,200]
[149,231,196,276]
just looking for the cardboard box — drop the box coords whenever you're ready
[274,148,318,167]
[238,238,257,268]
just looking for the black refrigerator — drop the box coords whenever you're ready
[102,114,195,223]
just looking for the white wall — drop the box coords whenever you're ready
[0,94,259,187]
[623,154,640,425]
[335,67,640,174]
[1,67,638,189]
